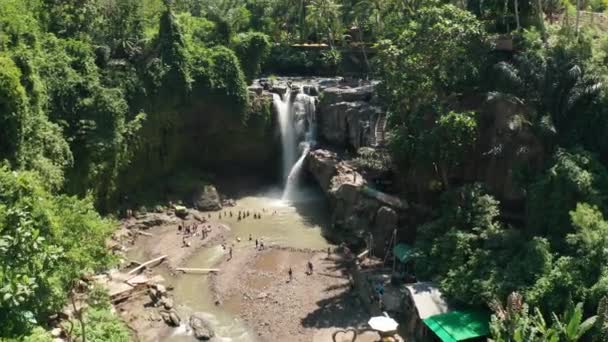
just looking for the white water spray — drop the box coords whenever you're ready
[282,143,310,201]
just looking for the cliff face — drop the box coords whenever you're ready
[306,149,409,251]
[318,83,383,151]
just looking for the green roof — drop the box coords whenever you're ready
[423,310,490,342]
[393,243,414,263]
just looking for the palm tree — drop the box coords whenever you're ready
[305,0,342,48]
[493,49,603,144]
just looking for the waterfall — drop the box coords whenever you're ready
[282,143,310,201]
[273,85,317,201]
[273,90,297,183]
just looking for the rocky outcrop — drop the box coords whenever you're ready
[474,94,545,202]
[322,84,376,103]
[320,101,381,150]
[193,185,222,211]
[318,82,383,151]
[255,77,382,152]
[190,313,215,340]
[306,149,408,250]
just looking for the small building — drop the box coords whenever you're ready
[402,282,490,342]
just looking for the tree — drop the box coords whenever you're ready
[0,166,115,336]
[305,0,342,48]
[527,148,608,244]
[427,111,478,190]
[376,4,486,120]
[158,3,191,94]
[232,32,271,83]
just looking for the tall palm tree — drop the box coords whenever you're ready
[306,0,342,48]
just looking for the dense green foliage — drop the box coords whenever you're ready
[490,292,602,341]
[0,166,115,336]
[3,0,608,340]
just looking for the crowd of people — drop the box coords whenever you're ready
[176,206,324,283]
[178,220,212,247]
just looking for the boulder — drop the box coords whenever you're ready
[193,185,222,211]
[190,313,216,340]
[306,150,338,192]
[160,310,180,327]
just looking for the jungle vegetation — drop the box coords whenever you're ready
[2,0,608,340]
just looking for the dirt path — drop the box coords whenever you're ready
[211,246,373,342]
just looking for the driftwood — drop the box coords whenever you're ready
[175,268,220,274]
[127,255,167,275]
[135,230,153,237]
[357,249,369,260]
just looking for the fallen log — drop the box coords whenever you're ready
[357,249,369,260]
[135,230,153,237]
[127,255,167,275]
[175,268,220,274]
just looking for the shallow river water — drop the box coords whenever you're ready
[159,186,331,342]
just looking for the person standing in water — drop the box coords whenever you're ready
[307,261,314,275]
[288,267,293,282]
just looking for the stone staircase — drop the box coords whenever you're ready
[372,113,387,147]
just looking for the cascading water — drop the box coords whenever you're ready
[273,90,296,183]
[273,85,318,201]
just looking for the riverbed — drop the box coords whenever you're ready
[123,184,365,342]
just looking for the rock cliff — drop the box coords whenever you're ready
[306,149,408,251]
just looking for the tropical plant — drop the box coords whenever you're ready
[305,0,342,48]
[490,292,598,342]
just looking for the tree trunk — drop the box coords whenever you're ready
[514,0,520,31]
[537,0,547,42]
[576,0,581,36]
[299,0,305,42]
[359,27,371,77]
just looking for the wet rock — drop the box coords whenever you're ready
[248,85,263,95]
[161,297,174,310]
[319,101,381,150]
[303,85,319,96]
[271,85,288,96]
[160,310,181,327]
[306,150,338,192]
[322,84,376,103]
[193,185,222,211]
[190,313,216,340]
